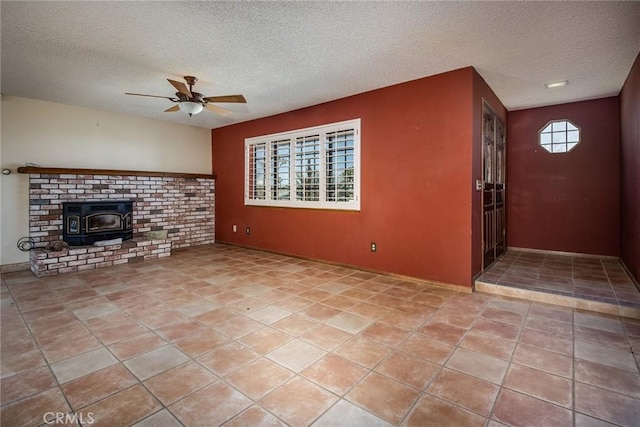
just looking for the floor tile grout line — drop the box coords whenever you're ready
[8,270,430,422]
[8,259,232,420]
[224,285,456,425]
[483,297,532,425]
[100,261,290,424]
[3,246,639,426]
[1,282,84,416]
[196,314,387,425]
[399,296,496,424]
[45,291,213,420]
[481,253,640,316]
[162,268,384,425]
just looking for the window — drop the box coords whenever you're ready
[245,119,360,210]
[539,120,580,153]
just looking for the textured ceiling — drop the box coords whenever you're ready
[1,1,639,129]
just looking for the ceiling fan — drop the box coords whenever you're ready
[125,76,246,117]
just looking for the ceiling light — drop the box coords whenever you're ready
[545,80,569,89]
[179,101,204,116]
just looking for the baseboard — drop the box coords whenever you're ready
[0,262,30,273]
[620,259,640,292]
[216,241,473,293]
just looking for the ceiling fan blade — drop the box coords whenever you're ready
[164,105,180,113]
[205,104,232,116]
[125,92,177,101]
[167,79,191,97]
[202,95,247,103]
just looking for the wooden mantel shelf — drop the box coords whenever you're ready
[17,166,216,180]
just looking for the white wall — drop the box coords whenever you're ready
[0,96,212,266]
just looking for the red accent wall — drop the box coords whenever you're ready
[507,97,620,256]
[212,67,482,287]
[620,52,640,282]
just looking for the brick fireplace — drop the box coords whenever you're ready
[21,167,215,275]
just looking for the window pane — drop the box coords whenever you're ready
[567,130,579,142]
[552,121,567,132]
[249,143,267,200]
[540,133,552,144]
[567,122,578,131]
[552,144,567,153]
[271,140,291,200]
[295,134,320,201]
[553,132,566,143]
[325,129,355,203]
[567,142,578,151]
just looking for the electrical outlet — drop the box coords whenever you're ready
[371,242,377,252]
[246,227,251,235]
[232,225,237,232]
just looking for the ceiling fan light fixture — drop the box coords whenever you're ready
[125,76,245,117]
[179,101,204,116]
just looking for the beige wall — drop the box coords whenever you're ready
[0,96,212,266]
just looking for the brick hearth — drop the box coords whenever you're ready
[30,238,171,276]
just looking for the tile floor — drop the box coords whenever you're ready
[1,244,639,426]
[477,250,640,318]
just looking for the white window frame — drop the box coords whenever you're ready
[245,119,361,211]
[539,119,581,153]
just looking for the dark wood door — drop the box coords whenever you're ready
[482,104,506,269]
[494,120,506,260]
